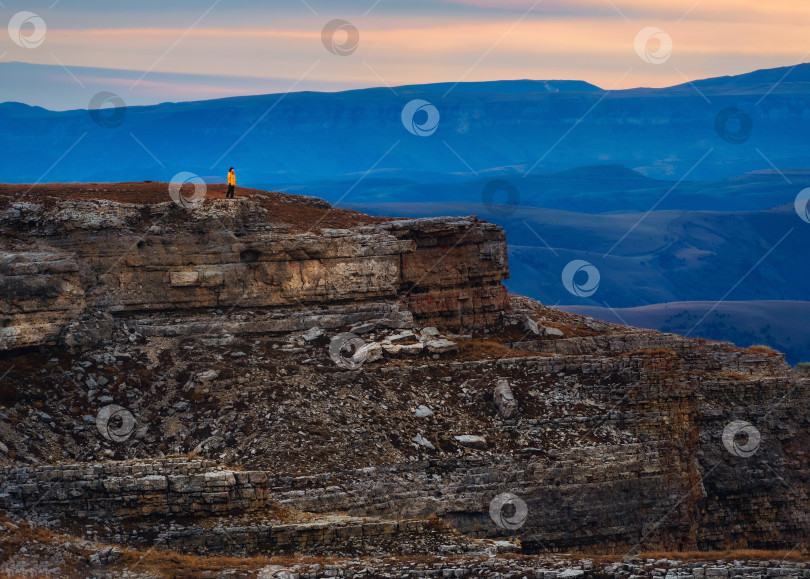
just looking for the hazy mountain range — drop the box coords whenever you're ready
[3,62,810,362]
[2,62,810,185]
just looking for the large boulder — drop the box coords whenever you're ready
[425,339,457,354]
[493,379,517,418]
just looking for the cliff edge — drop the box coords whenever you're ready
[0,183,808,576]
[1,183,508,352]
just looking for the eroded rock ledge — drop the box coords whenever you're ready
[1,187,809,570]
[0,457,484,557]
[0,197,508,351]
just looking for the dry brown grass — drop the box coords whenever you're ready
[748,345,782,357]
[0,513,272,578]
[3,512,807,577]
[2,516,808,579]
[723,371,750,380]
[0,182,386,233]
[0,517,55,558]
[119,548,272,577]
[454,339,548,361]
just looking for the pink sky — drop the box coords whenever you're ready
[2,0,809,106]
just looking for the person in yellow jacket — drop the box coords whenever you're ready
[226,167,236,199]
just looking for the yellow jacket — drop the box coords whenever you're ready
[228,171,236,186]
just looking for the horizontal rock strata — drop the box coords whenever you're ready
[1,199,508,350]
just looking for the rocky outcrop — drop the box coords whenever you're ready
[0,457,483,557]
[260,351,808,553]
[0,458,268,520]
[0,198,508,351]
[155,517,481,557]
[257,557,810,578]
[4,316,805,554]
[1,187,809,570]
[492,379,517,418]
[2,295,808,556]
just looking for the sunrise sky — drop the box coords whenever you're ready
[2,0,809,109]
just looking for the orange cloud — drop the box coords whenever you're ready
[438,0,810,20]
[11,10,809,94]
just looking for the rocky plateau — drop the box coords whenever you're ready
[0,183,808,578]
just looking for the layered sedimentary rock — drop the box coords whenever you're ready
[1,187,809,566]
[0,457,479,556]
[0,197,508,351]
[259,333,806,553]
[2,306,807,555]
[0,458,268,519]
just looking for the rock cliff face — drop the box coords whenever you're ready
[0,191,508,351]
[0,457,478,557]
[0,185,808,576]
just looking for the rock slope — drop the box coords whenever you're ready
[1,185,508,351]
[0,184,808,576]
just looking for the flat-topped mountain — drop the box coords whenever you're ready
[0,184,808,577]
[2,63,810,185]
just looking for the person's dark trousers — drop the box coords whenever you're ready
[226,185,235,199]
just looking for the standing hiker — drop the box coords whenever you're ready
[226,167,236,199]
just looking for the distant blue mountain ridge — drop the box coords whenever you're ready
[1,62,809,185]
[3,61,810,363]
